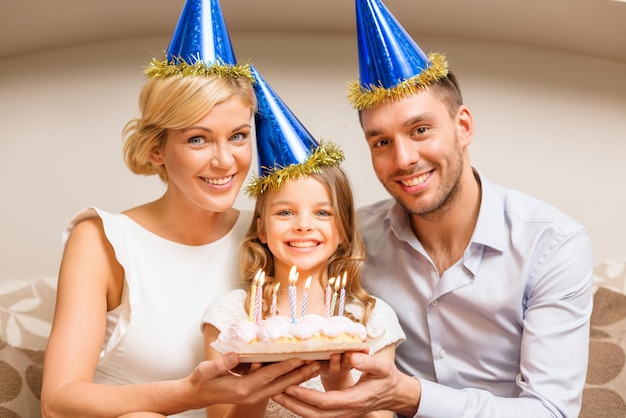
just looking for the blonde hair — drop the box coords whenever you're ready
[122,74,256,182]
[240,164,376,325]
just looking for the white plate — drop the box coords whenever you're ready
[212,340,368,361]
[238,349,363,363]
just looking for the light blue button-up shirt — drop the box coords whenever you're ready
[357,171,593,418]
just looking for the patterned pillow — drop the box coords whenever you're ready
[0,339,43,418]
[0,276,57,351]
[592,258,626,295]
[580,283,626,418]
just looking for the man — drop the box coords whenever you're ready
[272,0,593,417]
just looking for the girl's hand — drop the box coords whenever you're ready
[318,353,352,377]
[318,352,355,391]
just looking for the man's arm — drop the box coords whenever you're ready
[273,352,421,417]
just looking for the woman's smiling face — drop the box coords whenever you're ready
[150,96,253,213]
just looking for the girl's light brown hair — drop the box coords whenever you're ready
[240,164,376,325]
[122,74,256,182]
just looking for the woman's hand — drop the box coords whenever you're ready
[186,353,321,409]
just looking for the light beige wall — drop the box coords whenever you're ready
[1,31,625,278]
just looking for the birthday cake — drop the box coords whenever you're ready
[211,314,368,361]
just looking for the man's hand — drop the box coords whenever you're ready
[272,352,421,418]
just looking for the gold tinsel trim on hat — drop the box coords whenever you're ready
[347,52,449,110]
[144,55,254,82]
[246,141,345,198]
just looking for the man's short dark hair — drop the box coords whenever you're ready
[430,71,463,118]
[357,71,464,122]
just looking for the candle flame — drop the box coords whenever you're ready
[342,272,347,287]
[273,282,281,293]
[304,276,312,290]
[289,265,299,284]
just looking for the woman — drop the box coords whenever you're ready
[40,1,317,416]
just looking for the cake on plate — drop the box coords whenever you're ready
[211,313,368,361]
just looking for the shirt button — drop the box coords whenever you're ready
[439,350,447,358]
[432,299,439,306]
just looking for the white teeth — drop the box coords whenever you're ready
[201,175,232,185]
[289,241,317,248]
[401,173,429,187]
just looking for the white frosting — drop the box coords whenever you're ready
[257,316,292,342]
[214,314,367,348]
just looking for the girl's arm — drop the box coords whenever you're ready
[203,324,269,418]
[319,352,357,391]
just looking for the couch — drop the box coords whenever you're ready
[1,260,625,418]
[0,275,55,418]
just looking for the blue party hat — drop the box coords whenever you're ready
[145,0,252,80]
[348,0,448,110]
[247,65,344,197]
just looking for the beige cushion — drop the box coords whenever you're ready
[0,276,57,351]
[592,258,626,295]
[0,339,43,418]
[580,286,626,417]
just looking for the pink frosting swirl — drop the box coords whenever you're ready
[218,320,257,343]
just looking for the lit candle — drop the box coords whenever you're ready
[288,266,298,323]
[248,269,262,321]
[330,276,340,316]
[301,276,312,318]
[271,282,280,317]
[254,271,265,322]
[338,272,347,316]
[325,277,335,318]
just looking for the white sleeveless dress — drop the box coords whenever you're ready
[63,207,253,417]
[203,289,406,418]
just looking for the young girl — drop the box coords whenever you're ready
[201,67,405,418]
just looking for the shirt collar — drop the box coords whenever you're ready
[386,200,416,241]
[472,169,506,253]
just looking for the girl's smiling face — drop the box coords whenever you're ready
[257,175,341,283]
